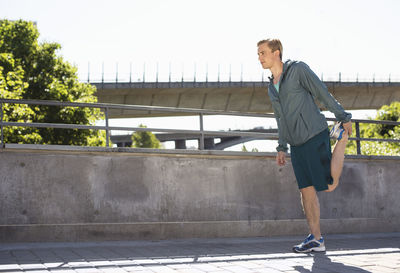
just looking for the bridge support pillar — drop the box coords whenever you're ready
[175,139,186,149]
[204,138,215,150]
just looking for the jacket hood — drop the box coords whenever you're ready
[280,59,296,82]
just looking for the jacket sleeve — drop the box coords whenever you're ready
[297,62,352,123]
[276,116,289,153]
[270,95,288,153]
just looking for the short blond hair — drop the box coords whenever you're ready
[257,39,283,60]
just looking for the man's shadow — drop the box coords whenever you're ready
[293,252,371,273]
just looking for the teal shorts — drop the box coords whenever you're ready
[290,129,333,192]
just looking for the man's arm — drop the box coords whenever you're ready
[271,102,288,153]
[297,62,352,123]
[271,102,288,166]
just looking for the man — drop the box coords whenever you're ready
[257,39,352,253]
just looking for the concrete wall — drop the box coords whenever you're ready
[1,148,399,242]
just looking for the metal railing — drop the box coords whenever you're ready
[82,62,400,84]
[1,98,400,157]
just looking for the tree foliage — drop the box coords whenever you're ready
[131,124,161,148]
[346,101,400,156]
[0,19,105,146]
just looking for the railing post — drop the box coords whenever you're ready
[181,63,184,88]
[229,64,232,83]
[156,62,159,88]
[194,62,197,86]
[142,63,146,88]
[105,107,110,147]
[199,113,204,150]
[1,101,4,148]
[87,62,90,83]
[169,62,171,87]
[116,62,118,84]
[129,62,132,84]
[101,62,104,89]
[356,121,361,155]
[206,63,208,87]
[240,63,243,87]
[218,64,220,88]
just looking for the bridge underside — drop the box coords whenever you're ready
[93,81,400,118]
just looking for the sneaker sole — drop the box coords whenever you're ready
[293,246,326,253]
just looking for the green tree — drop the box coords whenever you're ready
[241,144,258,152]
[0,19,105,146]
[0,52,41,143]
[131,124,161,148]
[346,101,400,156]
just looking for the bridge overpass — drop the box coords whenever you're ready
[111,128,278,149]
[93,81,400,118]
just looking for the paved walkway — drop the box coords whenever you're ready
[0,233,399,273]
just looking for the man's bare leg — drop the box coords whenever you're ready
[300,186,321,240]
[326,131,349,192]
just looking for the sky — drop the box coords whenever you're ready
[1,0,398,150]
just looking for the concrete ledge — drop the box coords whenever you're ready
[1,218,398,243]
[1,148,399,243]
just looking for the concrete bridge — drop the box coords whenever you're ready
[93,81,400,118]
[111,128,278,149]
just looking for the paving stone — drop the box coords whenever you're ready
[50,270,77,273]
[144,265,178,272]
[252,268,282,273]
[0,263,22,270]
[175,268,205,273]
[166,264,192,270]
[219,265,254,273]
[191,263,224,271]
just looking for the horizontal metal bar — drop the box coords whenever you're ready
[349,137,400,143]
[325,117,400,126]
[3,98,400,125]
[0,122,279,140]
[3,121,399,143]
[350,119,400,126]
[108,126,279,139]
[0,98,274,118]
[2,122,105,130]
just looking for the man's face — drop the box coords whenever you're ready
[257,43,277,69]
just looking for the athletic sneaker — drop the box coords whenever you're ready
[330,122,345,140]
[293,234,326,253]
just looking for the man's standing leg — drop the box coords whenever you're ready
[293,185,326,253]
[300,186,321,239]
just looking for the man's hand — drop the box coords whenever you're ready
[342,121,352,136]
[276,151,286,166]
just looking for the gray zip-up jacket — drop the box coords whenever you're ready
[268,60,352,152]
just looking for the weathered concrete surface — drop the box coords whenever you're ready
[0,148,399,242]
[93,81,400,118]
